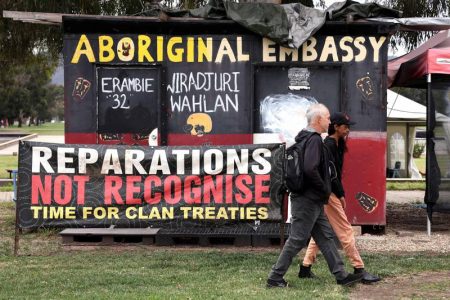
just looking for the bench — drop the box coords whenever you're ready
[5,169,14,179]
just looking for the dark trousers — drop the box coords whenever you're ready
[268,196,347,281]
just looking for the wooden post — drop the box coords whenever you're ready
[14,203,20,256]
[426,73,432,237]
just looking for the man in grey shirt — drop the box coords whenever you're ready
[267,103,363,288]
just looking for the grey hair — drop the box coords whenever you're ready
[306,103,328,125]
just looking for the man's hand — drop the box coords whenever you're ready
[339,197,346,209]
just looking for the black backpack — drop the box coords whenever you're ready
[284,137,309,193]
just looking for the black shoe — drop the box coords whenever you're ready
[266,278,288,288]
[298,265,316,278]
[336,273,364,286]
[354,268,381,284]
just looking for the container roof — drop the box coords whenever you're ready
[3,2,400,49]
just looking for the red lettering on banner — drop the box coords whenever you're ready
[235,175,252,204]
[104,176,124,204]
[255,174,270,204]
[31,175,52,205]
[203,175,223,204]
[144,176,161,204]
[54,175,72,205]
[73,175,89,205]
[31,175,89,205]
[126,176,142,205]
[225,175,233,204]
[164,175,182,204]
[184,175,201,204]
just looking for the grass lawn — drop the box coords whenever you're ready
[1,202,450,299]
[0,155,18,179]
[0,184,13,192]
[0,248,448,299]
[0,122,64,135]
[386,181,425,190]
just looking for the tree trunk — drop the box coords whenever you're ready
[18,110,23,127]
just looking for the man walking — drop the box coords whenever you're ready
[267,103,363,288]
[299,112,380,284]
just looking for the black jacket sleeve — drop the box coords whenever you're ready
[324,138,345,198]
[303,134,329,197]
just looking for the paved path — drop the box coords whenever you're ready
[0,191,14,202]
[386,190,424,204]
[0,135,64,155]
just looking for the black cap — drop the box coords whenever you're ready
[331,112,356,126]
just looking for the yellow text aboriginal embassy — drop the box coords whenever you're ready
[70,35,386,64]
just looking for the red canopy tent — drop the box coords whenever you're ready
[388,29,450,88]
[388,30,450,235]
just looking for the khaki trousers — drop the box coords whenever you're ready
[302,193,364,268]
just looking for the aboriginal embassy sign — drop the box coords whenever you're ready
[17,142,284,228]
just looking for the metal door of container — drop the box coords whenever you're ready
[96,66,163,145]
[254,64,343,145]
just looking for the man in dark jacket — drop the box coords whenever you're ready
[267,104,363,288]
[299,112,381,283]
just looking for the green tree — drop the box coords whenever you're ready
[0,0,147,125]
[391,87,427,105]
[42,84,64,122]
[0,53,57,126]
[382,0,449,51]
